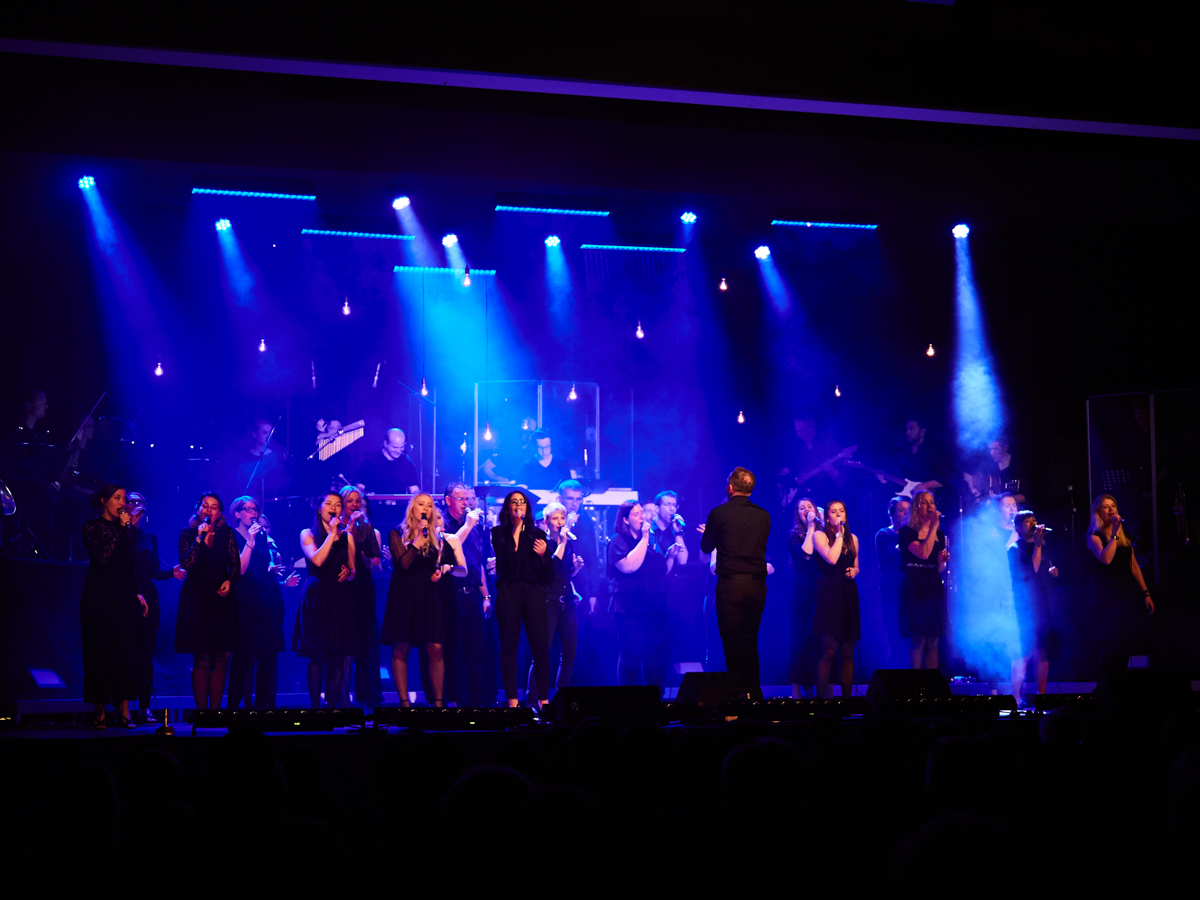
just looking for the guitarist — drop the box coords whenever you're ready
[777,413,855,510]
[870,417,951,501]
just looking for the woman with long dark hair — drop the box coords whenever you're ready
[339,486,384,710]
[491,491,552,708]
[294,492,357,708]
[126,491,183,724]
[606,500,671,694]
[80,483,148,728]
[175,492,239,709]
[226,495,286,708]
[1087,494,1154,673]
[812,500,860,698]
[788,498,822,698]
[381,493,465,705]
[898,491,950,670]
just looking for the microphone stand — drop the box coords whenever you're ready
[245,416,283,494]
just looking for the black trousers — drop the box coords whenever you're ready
[525,596,580,702]
[715,576,768,685]
[496,581,550,701]
[614,611,667,692]
[134,591,161,709]
[452,586,488,706]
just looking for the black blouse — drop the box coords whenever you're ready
[490,524,552,586]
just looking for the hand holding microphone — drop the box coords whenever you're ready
[197,515,213,540]
[563,512,578,541]
[118,509,132,528]
[673,513,686,534]
[421,512,429,539]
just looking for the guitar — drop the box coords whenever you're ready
[777,445,858,509]
[844,460,925,499]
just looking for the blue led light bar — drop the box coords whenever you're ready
[496,206,610,216]
[302,229,414,240]
[580,244,685,253]
[771,220,878,229]
[393,265,497,275]
[194,188,316,200]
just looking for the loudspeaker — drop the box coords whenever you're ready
[549,686,663,727]
[866,669,952,706]
[676,672,763,706]
[1093,668,1197,716]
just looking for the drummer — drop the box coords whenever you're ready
[353,428,420,495]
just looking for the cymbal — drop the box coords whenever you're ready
[0,479,16,516]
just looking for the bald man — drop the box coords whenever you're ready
[354,427,420,494]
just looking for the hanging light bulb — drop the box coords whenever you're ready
[342,297,351,316]
[834,385,842,397]
[462,266,471,287]
[926,343,935,357]
[460,433,468,455]
[483,422,493,442]
[568,383,577,401]
[737,409,745,424]
[154,358,163,377]
[635,321,645,339]
[719,275,728,291]
[420,377,428,397]
[258,337,266,352]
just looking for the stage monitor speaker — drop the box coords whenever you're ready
[1093,668,1197,716]
[676,672,763,707]
[550,686,663,728]
[190,707,365,733]
[866,669,952,706]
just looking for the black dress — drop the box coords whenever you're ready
[897,525,945,638]
[812,538,861,643]
[1089,536,1147,658]
[787,529,818,683]
[1008,540,1056,657]
[80,518,140,704]
[175,523,240,653]
[132,527,173,708]
[293,531,358,657]
[380,533,454,646]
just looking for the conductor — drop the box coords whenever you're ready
[698,467,771,686]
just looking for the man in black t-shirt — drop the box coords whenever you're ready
[354,428,420,495]
[515,428,572,490]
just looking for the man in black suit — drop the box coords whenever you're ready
[698,467,771,685]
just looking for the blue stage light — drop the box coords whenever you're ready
[393,196,410,210]
[393,265,497,275]
[579,244,685,253]
[545,236,561,248]
[215,219,231,231]
[953,224,970,239]
[442,234,458,247]
[192,188,315,200]
[771,219,878,229]
[754,246,771,260]
[680,212,697,224]
[77,176,95,190]
[496,206,609,216]
[300,229,413,240]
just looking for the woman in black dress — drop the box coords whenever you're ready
[526,502,586,705]
[1086,494,1154,674]
[607,500,671,694]
[873,496,909,667]
[126,491,183,724]
[491,491,552,708]
[898,491,950,669]
[788,498,821,698]
[176,492,239,709]
[80,483,148,728]
[294,491,357,708]
[339,486,384,710]
[1008,511,1058,705]
[812,500,860,699]
[382,493,465,706]
[227,495,286,709]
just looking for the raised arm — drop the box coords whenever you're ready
[813,528,843,564]
[614,529,650,574]
[301,527,339,567]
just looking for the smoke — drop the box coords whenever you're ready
[949,501,1021,680]
[952,238,1005,455]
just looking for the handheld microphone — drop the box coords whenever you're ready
[203,515,212,526]
[421,512,429,538]
[563,512,578,541]
[333,515,346,535]
[673,513,687,530]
